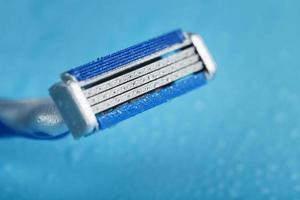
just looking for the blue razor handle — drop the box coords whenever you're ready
[49,29,216,139]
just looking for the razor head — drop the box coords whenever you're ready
[49,29,216,139]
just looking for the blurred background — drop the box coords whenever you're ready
[0,0,299,199]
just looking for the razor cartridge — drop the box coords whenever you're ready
[49,29,216,139]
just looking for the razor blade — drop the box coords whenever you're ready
[49,29,216,139]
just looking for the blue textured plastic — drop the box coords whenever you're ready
[68,29,185,81]
[96,72,206,129]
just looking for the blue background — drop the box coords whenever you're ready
[0,0,300,199]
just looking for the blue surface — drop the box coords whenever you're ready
[0,0,300,199]
[97,72,206,129]
[69,29,185,81]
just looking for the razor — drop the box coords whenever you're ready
[0,29,216,139]
[48,29,216,139]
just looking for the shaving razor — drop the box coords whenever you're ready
[49,29,216,139]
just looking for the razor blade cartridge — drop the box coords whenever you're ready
[49,29,216,139]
